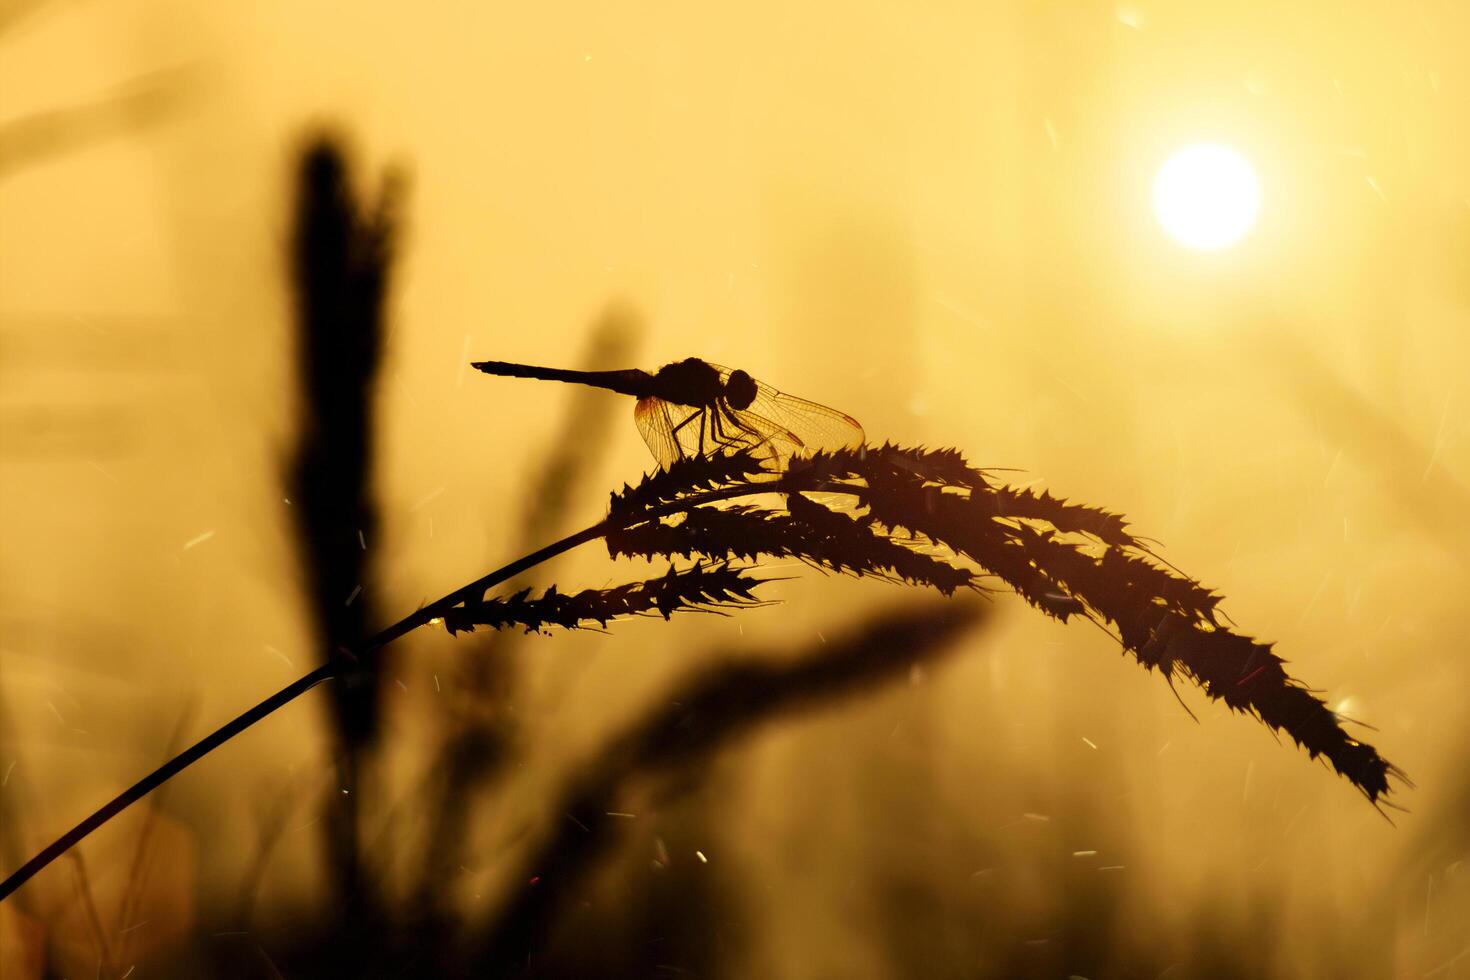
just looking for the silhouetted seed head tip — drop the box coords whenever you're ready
[473,440,1401,803]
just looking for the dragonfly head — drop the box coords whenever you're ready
[723,369,757,410]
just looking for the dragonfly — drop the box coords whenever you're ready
[471,356,864,468]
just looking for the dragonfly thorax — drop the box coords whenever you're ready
[651,357,735,408]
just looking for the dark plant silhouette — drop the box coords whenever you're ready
[285,133,400,938]
[471,598,989,974]
[442,561,770,634]
[0,431,1404,902]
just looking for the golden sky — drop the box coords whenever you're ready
[2,2,1468,976]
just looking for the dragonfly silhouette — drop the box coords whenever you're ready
[472,356,864,468]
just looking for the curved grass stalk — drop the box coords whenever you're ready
[0,444,1405,900]
[0,479,790,902]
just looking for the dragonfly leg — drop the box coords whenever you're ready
[713,404,751,453]
[669,407,705,458]
[709,404,730,449]
[719,402,768,453]
[719,403,747,439]
[698,408,710,456]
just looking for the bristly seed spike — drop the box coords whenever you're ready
[0,442,1405,905]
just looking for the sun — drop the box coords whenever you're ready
[1152,143,1260,251]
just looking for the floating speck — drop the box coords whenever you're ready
[1081,736,1098,750]
[456,334,473,387]
[696,850,708,864]
[182,529,216,551]
[1422,394,1451,481]
[1114,5,1146,29]
[345,584,363,607]
[89,461,120,484]
[412,486,445,511]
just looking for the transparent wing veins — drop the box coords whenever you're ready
[634,364,863,469]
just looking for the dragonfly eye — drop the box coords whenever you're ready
[724,369,757,410]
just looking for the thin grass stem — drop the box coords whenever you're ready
[0,479,808,901]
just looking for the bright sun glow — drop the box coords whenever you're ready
[1153,143,1260,251]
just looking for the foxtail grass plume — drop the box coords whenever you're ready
[0,441,1403,906]
[450,443,1400,804]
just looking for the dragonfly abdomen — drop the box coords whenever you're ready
[471,360,654,398]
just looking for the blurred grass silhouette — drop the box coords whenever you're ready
[472,598,988,975]
[0,69,187,180]
[286,133,400,953]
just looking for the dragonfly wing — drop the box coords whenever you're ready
[634,397,708,469]
[704,362,863,461]
[710,404,804,463]
[752,387,865,454]
[634,398,680,468]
